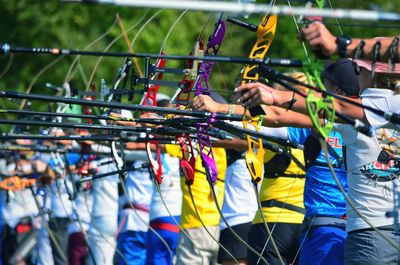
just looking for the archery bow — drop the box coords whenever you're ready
[193,17,226,184]
[122,10,189,184]
[230,10,288,265]
[172,39,204,188]
[141,56,166,184]
[110,11,193,261]
[171,16,243,263]
[0,176,36,191]
[197,14,284,264]
[171,15,225,187]
[236,14,276,185]
[225,13,275,187]
[286,0,335,139]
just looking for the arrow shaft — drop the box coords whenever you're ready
[0,91,243,121]
[1,44,304,67]
[0,118,154,133]
[78,163,149,183]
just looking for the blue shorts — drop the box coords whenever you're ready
[299,226,347,265]
[344,228,399,265]
[146,216,180,265]
[117,230,148,265]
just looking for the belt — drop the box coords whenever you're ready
[348,224,395,235]
[313,162,342,168]
[265,173,306,179]
[123,203,150,213]
[304,216,346,229]
[150,221,180,233]
[261,199,306,215]
[16,223,32,234]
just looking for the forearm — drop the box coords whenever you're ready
[263,105,313,128]
[334,96,365,121]
[345,37,400,62]
[300,21,400,62]
[212,138,247,152]
[272,90,310,115]
[272,90,365,122]
[213,103,247,116]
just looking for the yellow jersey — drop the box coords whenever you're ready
[253,147,305,224]
[169,145,226,229]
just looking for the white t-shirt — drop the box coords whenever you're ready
[119,159,153,233]
[35,152,73,218]
[49,179,73,218]
[2,189,38,228]
[149,153,182,220]
[334,88,400,231]
[1,163,39,228]
[67,174,93,235]
[363,88,400,130]
[220,158,258,230]
[89,158,119,237]
[217,124,283,229]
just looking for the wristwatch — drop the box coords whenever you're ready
[336,35,352,58]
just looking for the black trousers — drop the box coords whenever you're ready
[247,222,304,265]
[218,222,252,263]
[2,217,36,264]
[48,217,70,265]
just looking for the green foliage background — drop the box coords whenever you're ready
[0,0,399,132]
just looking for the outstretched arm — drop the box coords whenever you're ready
[192,94,314,128]
[236,82,365,123]
[300,21,400,62]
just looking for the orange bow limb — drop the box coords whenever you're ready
[0,176,36,191]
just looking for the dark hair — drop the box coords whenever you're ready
[157,99,172,108]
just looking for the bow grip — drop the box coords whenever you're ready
[302,16,329,59]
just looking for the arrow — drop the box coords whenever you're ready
[0,118,190,134]
[0,91,244,121]
[0,108,229,126]
[0,133,224,143]
[0,43,304,67]
[77,163,149,183]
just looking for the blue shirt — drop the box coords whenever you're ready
[288,128,348,218]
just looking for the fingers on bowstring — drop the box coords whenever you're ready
[241,91,258,108]
[303,27,322,44]
[235,91,250,105]
[190,96,201,110]
[234,82,256,97]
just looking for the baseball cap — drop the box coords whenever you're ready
[321,59,360,97]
